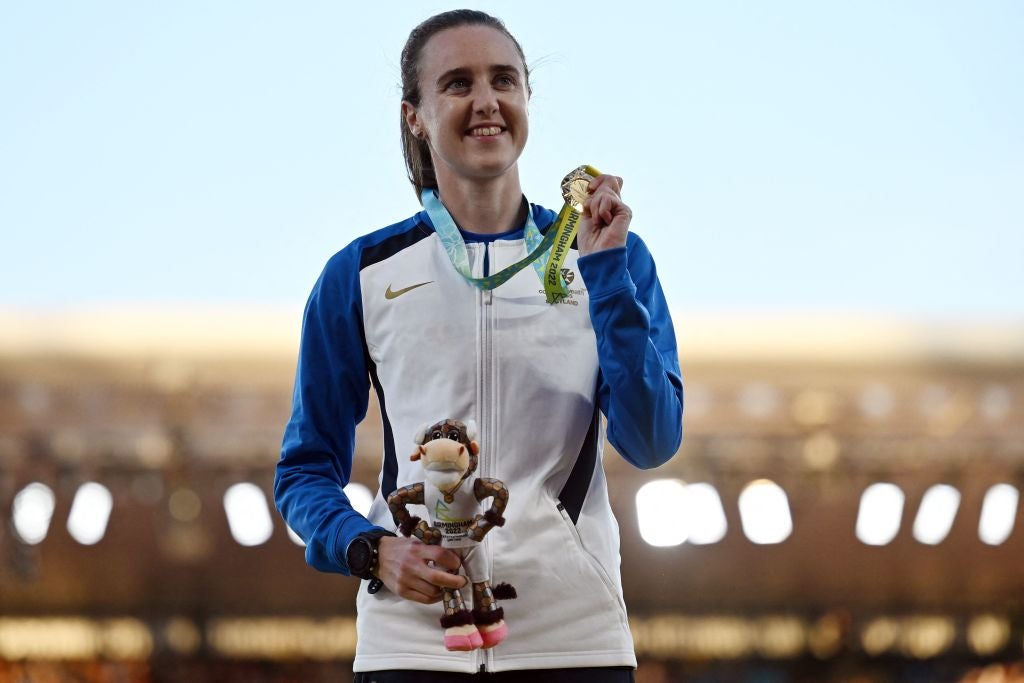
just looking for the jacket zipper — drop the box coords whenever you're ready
[475,242,495,673]
[484,244,497,674]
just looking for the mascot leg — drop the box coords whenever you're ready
[440,576,482,651]
[472,581,513,649]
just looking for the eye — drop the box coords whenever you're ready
[446,77,470,92]
[447,432,460,441]
[495,74,517,89]
[431,430,443,441]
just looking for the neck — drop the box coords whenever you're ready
[434,168,526,235]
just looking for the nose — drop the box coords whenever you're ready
[472,83,500,116]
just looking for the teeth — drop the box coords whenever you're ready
[470,126,502,137]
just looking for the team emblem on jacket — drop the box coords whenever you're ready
[538,268,584,306]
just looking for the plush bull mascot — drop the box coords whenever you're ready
[387,418,516,651]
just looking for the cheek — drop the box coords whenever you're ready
[426,105,462,139]
[513,115,529,147]
[503,99,529,132]
[415,101,445,136]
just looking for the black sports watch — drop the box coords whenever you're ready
[344,530,395,594]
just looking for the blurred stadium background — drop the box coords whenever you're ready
[2,309,1023,682]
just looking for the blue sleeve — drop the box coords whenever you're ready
[577,234,684,469]
[274,246,385,575]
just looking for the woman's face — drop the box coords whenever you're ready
[404,24,529,188]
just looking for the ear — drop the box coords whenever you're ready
[402,101,424,140]
[413,422,431,446]
[469,441,479,456]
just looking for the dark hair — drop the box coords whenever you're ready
[400,10,531,201]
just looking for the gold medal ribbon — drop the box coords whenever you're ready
[539,165,600,304]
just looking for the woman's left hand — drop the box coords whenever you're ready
[577,173,631,256]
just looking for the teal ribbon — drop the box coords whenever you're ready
[423,189,567,293]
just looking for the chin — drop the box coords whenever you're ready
[464,158,522,182]
[437,146,524,182]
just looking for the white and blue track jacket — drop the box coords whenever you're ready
[275,203,684,673]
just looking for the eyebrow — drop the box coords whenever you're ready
[434,64,522,88]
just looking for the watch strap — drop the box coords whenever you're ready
[346,529,396,585]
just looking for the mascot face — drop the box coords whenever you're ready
[412,420,479,493]
[418,438,470,491]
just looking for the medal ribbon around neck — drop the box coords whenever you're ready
[423,188,557,293]
[422,164,600,304]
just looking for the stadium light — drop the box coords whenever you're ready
[344,482,374,517]
[636,479,688,547]
[67,482,113,545]
[738,383,779,419]
[12,482,56,545]
[738,479,792,544]
[859,383,894,420]
[967,614,1011,656]
[223,483,274,546]
[979,384,1011,422]
[912,484,961,545]
[979,484,1019,546]
[856,483,904,546]
[286,525,306,547]
[684,483,728,545]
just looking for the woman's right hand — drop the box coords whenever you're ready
[375,536,467,603]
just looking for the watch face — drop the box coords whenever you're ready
[347,538,373,576]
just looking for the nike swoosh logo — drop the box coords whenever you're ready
[385,281,433,300]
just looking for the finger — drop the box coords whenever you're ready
[423,565,469,589]
[396,581,444,604]
[378,564,443,603]
[598,194,615,224]
[404,573,444,596]
[585,190,613,218]
[598,193,610,223]
[589,174,623,195]
[420,546,463,573]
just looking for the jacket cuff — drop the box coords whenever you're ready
[577,246,633,300]
[332,514,387,573]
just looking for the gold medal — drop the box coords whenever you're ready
[560,165,600,213]
[541,164,601,303]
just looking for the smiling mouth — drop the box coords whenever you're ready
[468,126,505,137]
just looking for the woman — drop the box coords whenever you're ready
[275,9,683,682]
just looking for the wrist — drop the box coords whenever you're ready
[344,530,396,593]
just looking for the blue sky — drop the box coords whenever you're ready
[2,1,1022,318]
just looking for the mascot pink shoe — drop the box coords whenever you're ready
[478,620,508,649]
